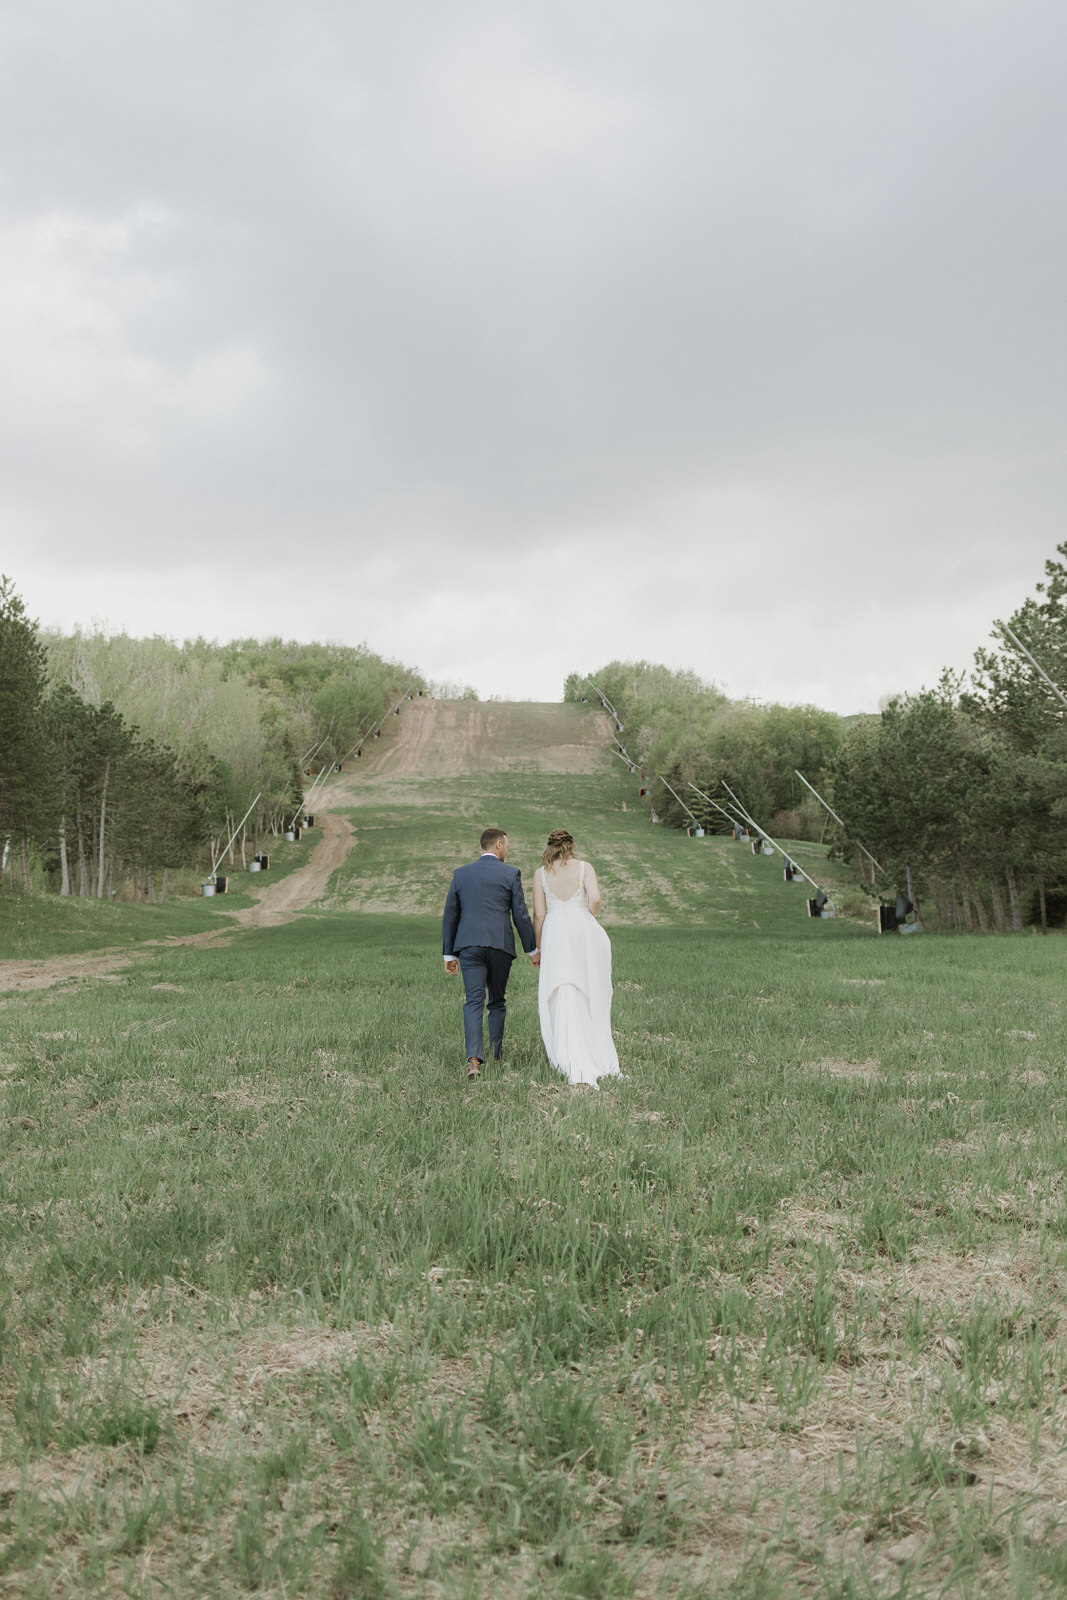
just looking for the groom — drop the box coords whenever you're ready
[442,828,539,1078]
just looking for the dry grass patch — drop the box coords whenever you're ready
[808,1057,882,1081]
[655,1236,1067,1593]
[1014,1068,1050,1088]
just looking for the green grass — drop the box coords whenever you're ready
[329,764,863,928]
[0,882,225,958]
[1,728,1065,1596]
[0,830,319,959]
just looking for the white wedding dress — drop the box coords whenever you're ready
[538,862,620,1085]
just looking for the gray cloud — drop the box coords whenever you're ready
[5,1,1066,709]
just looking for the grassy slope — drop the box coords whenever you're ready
[1,703,1066,1598]
[0,831,321,959]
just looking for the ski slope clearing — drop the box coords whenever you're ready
[354,696,616,778]
[325,698,857,929]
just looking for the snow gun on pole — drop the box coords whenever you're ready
[792,772,923,935]
[306,682,421,805]
[793,769,889,881]
[718,780,836,911]
[687,781,744,831]
[582,677,624,732]
[299,733,330,769]
[657,775,702,827]
[212,793,262,878]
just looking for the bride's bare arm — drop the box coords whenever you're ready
[532,871,546,945]
[585,862,602,916]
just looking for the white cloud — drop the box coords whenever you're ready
[3,0,1066,712]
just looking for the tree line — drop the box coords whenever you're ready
[832,546,1067,932]
[564,662,844,841]
[0,578,423,898]
[570,543,1067,932]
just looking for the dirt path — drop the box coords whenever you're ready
[0,806,358,993]
[228,812,354,928]
[0,951,138,993]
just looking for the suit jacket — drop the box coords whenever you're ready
[442,855,536,958]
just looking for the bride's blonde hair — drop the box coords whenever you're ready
[541,828,576,869]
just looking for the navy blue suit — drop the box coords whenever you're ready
[443,855,536,1063]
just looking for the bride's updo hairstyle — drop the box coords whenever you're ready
[541,829,576,869]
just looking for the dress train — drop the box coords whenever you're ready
[537,863,620,1085]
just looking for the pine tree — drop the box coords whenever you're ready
[0,576,48,888]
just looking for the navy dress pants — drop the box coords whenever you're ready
[457,946,514,1061]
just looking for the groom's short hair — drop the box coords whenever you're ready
[480,827,507,852]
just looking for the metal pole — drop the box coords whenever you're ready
[211,793,261,877]
[996,620,1067,712]
[715,796,748,823]
[793,769,887,878]
[302,746,340,801]
[611,737,644,772]
[301,764,334,808]
[719,780,825,894]
[335,682,419,770]
[583,677,621,724]
[302,722,360,803]
[339,718,380,766]
[688,781,744,830]
[287,682,420,828]
[300,715,337,769]
[585,677,617,716]
[658,775,701,824]
[718,779,759,831]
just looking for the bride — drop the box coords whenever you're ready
[532,829,620,1086]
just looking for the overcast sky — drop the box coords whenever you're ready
[4,1,1065,710]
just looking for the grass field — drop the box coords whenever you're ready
[1,703,1066,1597]
[0,830,321,962]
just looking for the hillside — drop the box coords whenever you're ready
[356,699,615,778]
[317,696,861,932]
[0,695,862,986]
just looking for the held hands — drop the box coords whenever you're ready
[445,955,537,971]
[445,956,536,972]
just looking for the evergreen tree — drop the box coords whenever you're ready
[0,576,48,888]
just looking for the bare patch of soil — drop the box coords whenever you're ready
[354,699,614,778]
[0,949,136,993]
[345,868,439,916]
[92,1294,397,1443]
[809,1057,882,1081]
[0,1446,105,1508]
